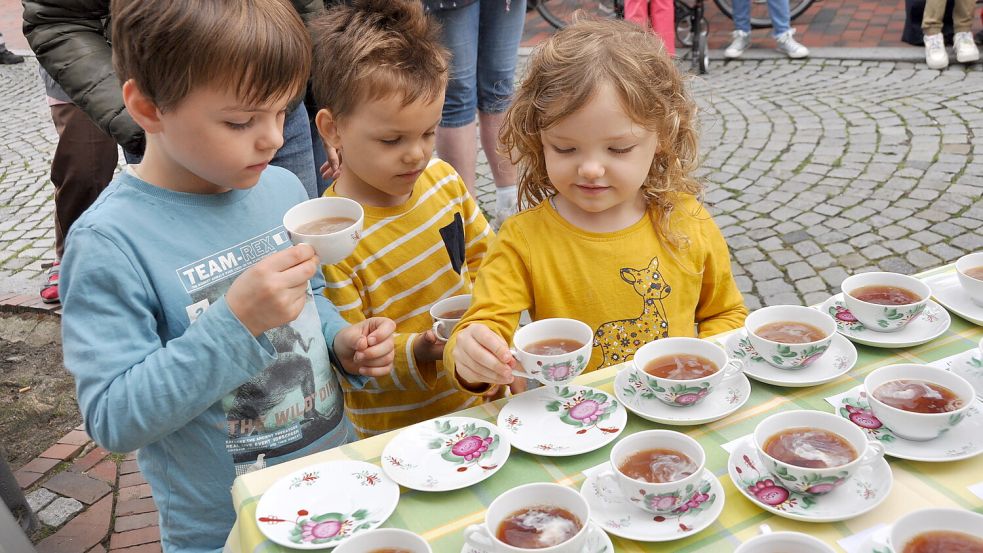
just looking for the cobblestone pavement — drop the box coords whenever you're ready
[2,57,982,309]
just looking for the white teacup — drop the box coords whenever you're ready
[886,508,983,552]
[864,364,974,441]
[841,272,930,332]
[464,483,602,553]
[429,294,472,342]
[596,430,707,515]
[511,319,594,388]
[955,252,983,307]
[735,524,835,553]
[283,197,364,264]
[753,410,885,496]
[631,338,743,407]
[745,305,836,370]
[333,528,432,553]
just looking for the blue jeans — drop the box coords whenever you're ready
[731,0,790,35]
[123,104,318,199]
[433,0,526,128]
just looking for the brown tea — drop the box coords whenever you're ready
[524,338,584,355]
[618,448,698,483]
[965,266,983,282]
[755,321,827,344]
[496,506,581,549]
[873,379,964,413]
[764,427,858,468]
[902,530,983,553]
[643,354,718,380]
[295,216,355,235]
[437,308,467,320]
[849,285,921,305]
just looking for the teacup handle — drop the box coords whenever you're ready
[509,347,536,380]
[432,321,449,343]
[464,524,496,551]
[721,359,744,380]
[860,441,886,466]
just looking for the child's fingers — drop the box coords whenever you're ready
[457,348,512,385]
[364,317,396,346]
[358,365,391,377]
[470,326,513,365]
[263,244,316,272]
[356,341,393,365]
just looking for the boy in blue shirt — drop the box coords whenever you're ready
[59,1,396,551]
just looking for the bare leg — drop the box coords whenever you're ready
[436,122,478,196]
[478,111,517,189]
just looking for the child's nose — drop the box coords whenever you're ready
[258,120,285,151]
[403,140,427,165]
[578,160,605,180]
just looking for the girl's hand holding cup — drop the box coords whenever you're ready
[453,323,516,387]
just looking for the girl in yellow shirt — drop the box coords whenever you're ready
[445,17,748,391]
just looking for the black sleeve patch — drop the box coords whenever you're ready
[439,212,466,274]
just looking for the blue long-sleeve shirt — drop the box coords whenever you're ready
[60,167,360,553]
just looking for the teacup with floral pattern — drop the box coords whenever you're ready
[956,252,983,307]
[511,319,594,389]
[631,337,743,407]
[745,305,836,370]
[841,272,930,332]
[864,364,974,441]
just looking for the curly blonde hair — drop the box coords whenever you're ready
[501,16,702,247]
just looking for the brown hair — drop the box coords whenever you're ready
[111,0,311,111]
[502,17,702,247]
[309,0,449,120]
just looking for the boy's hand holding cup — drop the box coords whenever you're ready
[335,317,397,377]
[227,244,320,337]
[283,197,363,264]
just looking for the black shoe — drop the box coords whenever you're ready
[0,49,24,64]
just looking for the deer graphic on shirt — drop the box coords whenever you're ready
[593,257,671,367]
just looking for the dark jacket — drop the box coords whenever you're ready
[23,0,323,155]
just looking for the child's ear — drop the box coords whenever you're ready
[122,79,163,134]
[314,108,342,150]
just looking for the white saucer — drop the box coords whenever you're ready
[727,438,892,523]
[460,520,614,553]
[949,348,983,400]
[381,417,510,492]
[615,366,751,425]
[819,294,950,349]
[497,385,626,457]
[723,330,857,387]
[826,386,983,462]
[927,272,983,326]
[580,468,723,542]
[256,460,399,549]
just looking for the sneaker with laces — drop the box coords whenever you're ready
[724,30,750,59]
[924,33,949,69]
[775,29,809,59]
[0,47,24,65]
[954,32,980,64]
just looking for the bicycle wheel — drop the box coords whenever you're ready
[536,0,623,30]
[712,0,815,29]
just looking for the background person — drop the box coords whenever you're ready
[723,0,810,59]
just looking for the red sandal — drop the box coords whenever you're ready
[40,261,60,304]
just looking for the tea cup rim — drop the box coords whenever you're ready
[283,197,364,238]
[841,272,930,308]
[610,430,706,485]
[745,305,836,348]
[753,411,868,472]
[631,337,731,384]
[513,318,593,355]
[955,252,983,275]
[481,482,591,551]
[428,294,472,321]
[863,364,974,419]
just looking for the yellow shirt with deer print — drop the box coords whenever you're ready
[445,194,748,381]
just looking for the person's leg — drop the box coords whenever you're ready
[766,0,791,36]
[921,0,946,35]
[952,0,979,62]
[623,0,649,25]
[731,0,752,33]
[271,103,318,199]
[922,0,950,68]
[649,0,676,56]
[434,3,481,195]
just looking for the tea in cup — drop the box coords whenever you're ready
[510,319,594,388]
[333,528,432,553]
[283,197,364,264]
[734,524,835,553]
[595,430,708,515]
[955,252,983,307]
[887,508,983,553]
[841,272,930,332]
[429,294,472,342]
[745,305,836,369]
[753,410,885,496]
[864,364,974,441]
[463,483,601,553]
[630,337,743,407]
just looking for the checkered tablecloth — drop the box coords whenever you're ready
[227,265,983,552]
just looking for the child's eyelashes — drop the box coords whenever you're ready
[380,138,401,145]
[225,118,254,130]
[610,145,637,154]
[552,146,576,154]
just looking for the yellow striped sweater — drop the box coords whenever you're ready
[321,158,494,437]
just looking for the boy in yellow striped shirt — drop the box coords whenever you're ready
[308,0,494,437]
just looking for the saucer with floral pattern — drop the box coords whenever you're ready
[723,330,856,387]
[819,294,950,349]
[615,366,750,425]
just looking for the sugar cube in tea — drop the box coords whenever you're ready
[295,216,355,235]
[964,266,983,282]
[848,285,921,305]
[643,354,718,380]
[763,427,858,468]
[524,338,584,355]
[872,379,964,413]
[902,530,983,553]
[496,506,581,549]
[618,448,697,483]
[754,321,826,344]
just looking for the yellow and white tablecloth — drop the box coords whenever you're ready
[228,265,982,552]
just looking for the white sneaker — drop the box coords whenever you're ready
[924,33,949,69]
[492,194,517,231]
[954,32,980,64]
[775,29,809,59]
[724,30,750,59]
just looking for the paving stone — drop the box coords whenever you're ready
[36,495,112,553]
[119,472,148,489]
[110,526,161,550]
[114,512,160,533]
[26,488,59,513]
[108,543,162,553]
[72,447,111,473]
[879,256,917,274]
[117,484,154,502]
[59,430,91,447]
[907,250,942,267]
[40,443,84,461]
[43,471,112,505]
[37,497,84,527]
[819,267,851,288]
[14,469,44,488]
[19,456,61,475]
[116,497,158,517]
[87,459,118,484]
